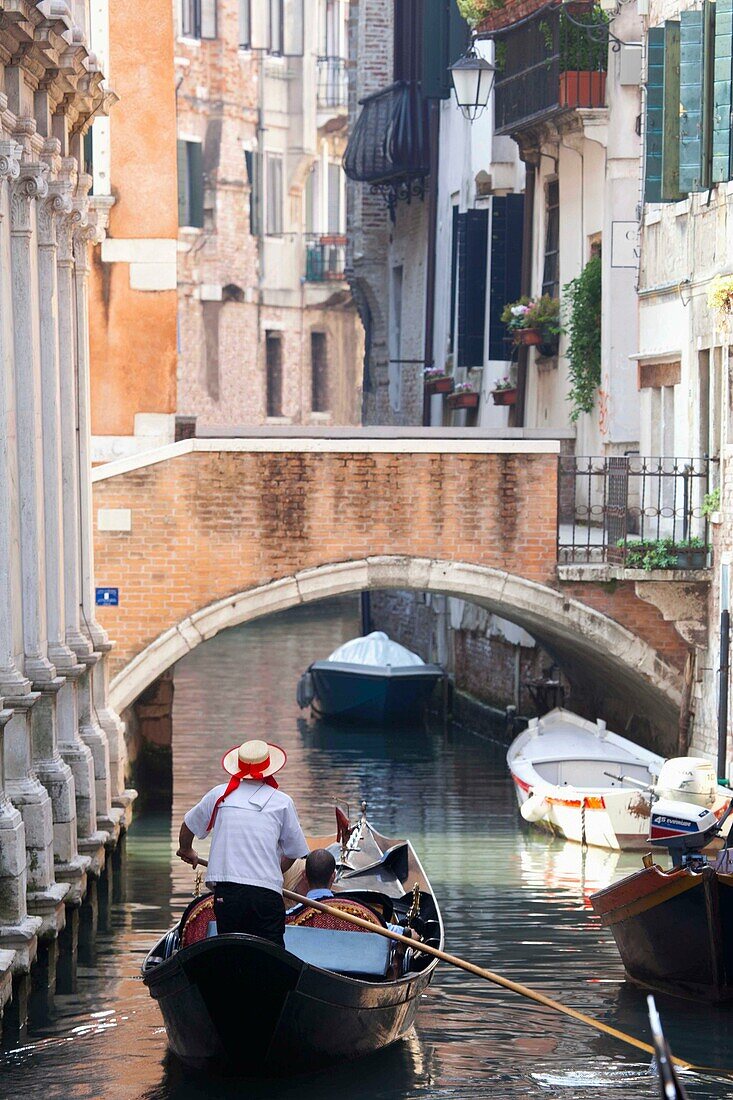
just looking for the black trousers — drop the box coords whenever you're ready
[213,883,285,947]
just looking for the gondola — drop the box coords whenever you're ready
[297,632,444,724]
[142,809,443,1072]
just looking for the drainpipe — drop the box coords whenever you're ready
[718,609,730,780]
[514,161,535,428]
[422,99,440,426]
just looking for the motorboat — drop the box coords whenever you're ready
[297,631,444,725]
[591,784,733,1002]
[507,708,668,850]
[142,809,443,1071]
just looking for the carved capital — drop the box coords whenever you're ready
[37,184,73,247]
[10,164,50,235]
[0,141,22,183]
[57,204,86,266]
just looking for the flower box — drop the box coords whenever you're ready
[492,388,517,406]
[517,328,543,346]
[447,391,479,410]
[675,550,708,570]
[425,377,454,395]
[558,71,607,110]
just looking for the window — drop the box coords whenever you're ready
[488,194,524,361]
[304,164,319,233]
[265,154,283,236]
[311,332,329,412]
[394,0,469,98]
[270,0,283,54]
[323,0,344,56]
[180,0,217,39]
[202,301,220,401]
[245,149,261,235]
[266,332,283,417]
[541,179,559,299]
[177,140,204,228]
[456,209,489,368]
[327,163,342,233]
[239,0,250,47]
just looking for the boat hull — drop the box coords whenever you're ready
[591,863,733,1002]
[308,662,443,724]
[144,933,437,1071]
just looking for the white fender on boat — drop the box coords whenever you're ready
[521,793,549,823]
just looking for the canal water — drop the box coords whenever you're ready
[1,598,731,1099]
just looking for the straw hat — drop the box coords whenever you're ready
[221,738,286,780]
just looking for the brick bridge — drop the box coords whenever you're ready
[92,431,706,752]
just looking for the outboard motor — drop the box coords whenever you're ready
[649,796,733,869]
[653,757,718,808]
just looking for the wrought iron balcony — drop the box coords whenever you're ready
[494,6,608,136]
[317,57,348,110]
[343,81,430,209]
[557,455,712,568]
[305,234,347,282]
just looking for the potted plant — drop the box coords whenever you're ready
[424,365,454,395]
[708,276,733,330]
[491,376,518,405]
[501,295,562,351]
[621,536,710,571]
[446,382,480,410]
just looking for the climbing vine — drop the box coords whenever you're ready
[563,253,602,422]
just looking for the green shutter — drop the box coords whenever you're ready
[422,0,469,100]
[645,26,665,202]
[713,0,733,183]
[679,6,714,193]
[188,142,205,228]
[177,139,189,225]
[661,21,682,200]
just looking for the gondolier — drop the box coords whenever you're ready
[177,738,309,946]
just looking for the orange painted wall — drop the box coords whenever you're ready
[89,0,178,437]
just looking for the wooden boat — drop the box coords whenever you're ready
[141,811,443,1072]
[297,631,444,725]
[591,793,733,1002]
[507,708,665,850]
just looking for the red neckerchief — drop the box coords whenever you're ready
[206,761,279,832]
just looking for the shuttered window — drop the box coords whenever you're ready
[245,149,261,235]
[456,209,489,369]
[180,0,217,39]
[679,6,714,194]
[265,154,283,236]
[541,180,559,299]
[200,0,217,38]
[239,0,250,47]
[422,0,469,99]
[713,0,733,183]
[327,163,342,233]
[488,194,524,362]
[661,21,681,201]
[645,26,665,202]
[177,140,204,228]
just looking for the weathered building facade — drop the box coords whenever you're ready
[174,0,363,430]
[0,0,132,1029]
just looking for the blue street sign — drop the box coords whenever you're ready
[96,587,119,607]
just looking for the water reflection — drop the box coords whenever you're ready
[1,598,732,1099]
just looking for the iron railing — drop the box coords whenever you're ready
[317,56,348,109]
[494,6,608,135]
[557,456,712,568]
[305,234,347,282]
[343,81,430,189]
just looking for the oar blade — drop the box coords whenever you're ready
[647,996,689,1100]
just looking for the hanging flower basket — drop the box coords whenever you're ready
[492,387,517,406]
[426,376,455,395]
[447,390,480,410]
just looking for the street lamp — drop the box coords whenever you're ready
[449,45,496,122]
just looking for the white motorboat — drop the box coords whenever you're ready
[507,708,730,851]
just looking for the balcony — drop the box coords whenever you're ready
[317,56,348,111]
[494,6,608,136]
[343,81,430,208]
[305,234,347,282]
[557,456,712,570]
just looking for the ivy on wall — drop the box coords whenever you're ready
[563,252,602,421]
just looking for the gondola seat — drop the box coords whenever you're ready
[285,897,384,931]
[283,925,391,977]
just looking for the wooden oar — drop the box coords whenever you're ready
[190,862,691,1070]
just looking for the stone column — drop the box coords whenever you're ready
[35,175,89,904]
[8,161,69,936]
[56,196,106,873]
[71,213,121,831]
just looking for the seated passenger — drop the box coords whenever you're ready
[304,849,337,900]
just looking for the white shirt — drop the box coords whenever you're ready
[184,780,309,894]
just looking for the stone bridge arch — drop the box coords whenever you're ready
[109,557,681,736]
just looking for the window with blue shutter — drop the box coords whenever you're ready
[488,194,524,361]
[713,0,733,183]
[457,209,489,369]
[645,26,665,202]
[661,21,681,200]
[422,0,469,99]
